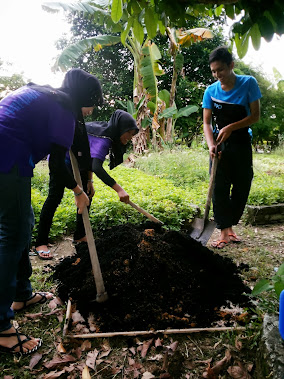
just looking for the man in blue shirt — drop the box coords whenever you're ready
[202,46,262,249]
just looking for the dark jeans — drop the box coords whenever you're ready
[35,167,89,246]
[0,167,33,332]
[212,142,253,230]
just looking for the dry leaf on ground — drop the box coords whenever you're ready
[29,352,42,369]
[72,310,85,324]
[141,372,155,379]
[42,370,66,379]
[43,355,76,369]
[227,361,252,378]
[203,349,231,378]
[82,365,91,379]
[141,338,154,358]
[56,342,66,353]
[86,349,100,370]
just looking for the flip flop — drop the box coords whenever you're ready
[33,248,53,260]
[211,240,229,249]
[228,233,242,243]
[13,292,52,313]
[0,329,42,355]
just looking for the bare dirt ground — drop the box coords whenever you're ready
[22,221,283,379]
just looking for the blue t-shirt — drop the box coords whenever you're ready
[202,75,262,142]
[0,86,76,176]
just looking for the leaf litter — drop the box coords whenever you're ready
[6,222,280,379]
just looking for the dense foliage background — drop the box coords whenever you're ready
[53,11,284,149]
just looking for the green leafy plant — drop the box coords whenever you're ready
[251,263,284,298]
[31,148,284,242]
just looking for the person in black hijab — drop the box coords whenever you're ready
[86,109,139,204]
[34,69,103,259]
[0,68,102,355]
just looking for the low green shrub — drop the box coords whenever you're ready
[31,160,50,195]
[31,187,76,241]
[251,263,284,298]
[135,148,284,206]
[135,147,209,187]
[88,165,201,230]
[31,148,283,242]
[31,162,200,242]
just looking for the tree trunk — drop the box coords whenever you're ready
[132,79,149,154]
[165,51,178,143]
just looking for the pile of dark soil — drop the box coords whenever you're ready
[52,222,251,332]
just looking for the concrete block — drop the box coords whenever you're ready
[256,314,284,378]
[245,204,284,225]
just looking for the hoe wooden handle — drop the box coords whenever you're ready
[69,151,108,302]
[128,200,164,225]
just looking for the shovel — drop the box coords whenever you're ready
[188,149,218,246]
[69,151,108,303]
[128,200,164,225]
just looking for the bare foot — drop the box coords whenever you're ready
[211,239,230,249]
[227,227,242,243]
[35,245,53,259]
[0,326,41,354]
[228,233,242,243]
[12,292,54,312]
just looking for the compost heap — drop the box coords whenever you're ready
[52,222,251,332]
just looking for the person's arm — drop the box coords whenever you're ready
[49,144,89,214]
[203,108,217,160]
[216,99,260,145]
[87,171,95,198]
[91,158,130,203]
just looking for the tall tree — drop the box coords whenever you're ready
[43,1,284,58]
[0,60,27,99]
[234,61,284,148]
[45,1,212,150]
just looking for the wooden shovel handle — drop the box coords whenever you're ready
[203,149,218,221]
[69,151,107,302]
[128,200,164,225]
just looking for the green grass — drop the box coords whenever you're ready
[135,147,284,206]
[31,160,201,242]
[31,147,284,242]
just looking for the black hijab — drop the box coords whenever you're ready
[27,68,103,117]
[60,68,103,116]
[27,69,104,171]
[86,110,139,169]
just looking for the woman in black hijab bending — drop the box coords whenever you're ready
[86,109,139,204]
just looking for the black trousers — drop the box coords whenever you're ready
[212,141,253,230]
[35,168,89,246]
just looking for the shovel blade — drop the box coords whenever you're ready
[188,218,205,240]
[188,218,216,246]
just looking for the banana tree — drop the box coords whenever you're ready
[116,89,199,148]
[43,1,213,149]
[164,27,214,142]
[43,1,165,152]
